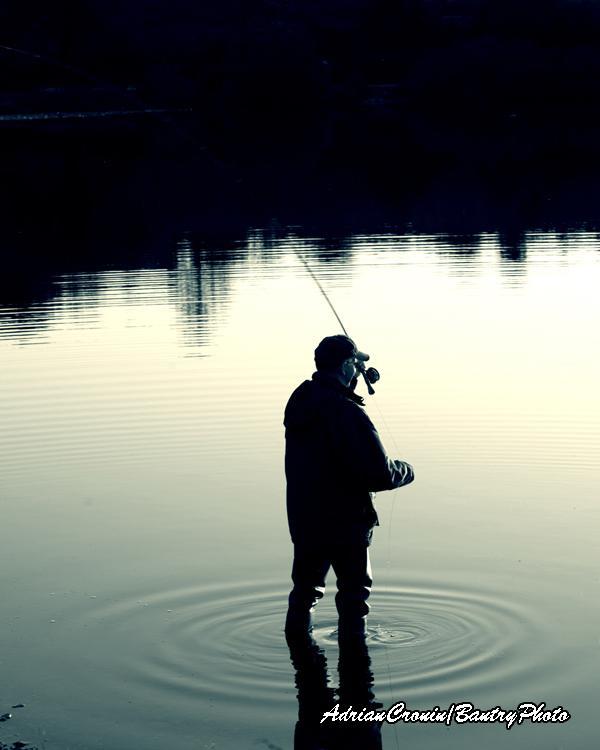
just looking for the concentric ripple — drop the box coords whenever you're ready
[313,581,553,699]
[75,577,556,712]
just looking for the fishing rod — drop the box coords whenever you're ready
[295,250,380,395]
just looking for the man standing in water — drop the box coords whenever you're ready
[284,335,414,640]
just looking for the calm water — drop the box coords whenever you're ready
[1,228,599,749]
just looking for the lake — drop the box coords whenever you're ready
[1,226,598,749]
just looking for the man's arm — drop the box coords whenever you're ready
[337,402,414,492]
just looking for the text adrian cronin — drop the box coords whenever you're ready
[321,701,571,729]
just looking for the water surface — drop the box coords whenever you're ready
[1,228,598,749]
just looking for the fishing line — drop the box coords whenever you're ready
[372,394,402,750]
[0,42,105,84]
[0,42,199,145]
[0,41,240,198]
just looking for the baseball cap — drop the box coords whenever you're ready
[314,335,369,371]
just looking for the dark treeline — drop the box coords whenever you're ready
[3,1,600,143]
[2,0,600,246]
[2,3,600,101]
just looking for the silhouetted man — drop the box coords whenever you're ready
[284,335,414,639]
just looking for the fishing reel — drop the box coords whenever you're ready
[357,362,381,395]
[363,366,380,385]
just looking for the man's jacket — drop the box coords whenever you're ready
[284,371,413,546]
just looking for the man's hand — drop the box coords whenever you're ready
[393,459,414,487]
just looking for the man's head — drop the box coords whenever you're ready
[314,335,369,387]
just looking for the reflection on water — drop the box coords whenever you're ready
[288,632,382,750]
[4,226,599,347]
[1,227,599,749]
